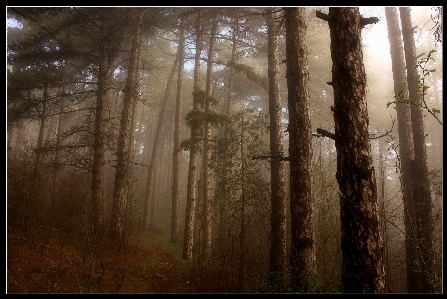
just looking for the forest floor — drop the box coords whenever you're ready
[6,226,200,293]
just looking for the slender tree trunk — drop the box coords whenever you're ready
[238,113,246,292]
[201,11,219,260]
[183,9,202,260]
[284,7,316,291]
[215,14,238,248]
[90,9,115,236]
[399,7,435,293]
[10,118,27,160]
[33,87,47,184]
[33,86,48,226]
[378,139,390,292]
[225,17,237,117]
[385,7,420,293]
[143,59,178,230]
[327,7,385,293]
[110,9,145,242]
[266,7,287,287]
[50,81,66,220]
[171,16,185,243]
[44,111,57,148]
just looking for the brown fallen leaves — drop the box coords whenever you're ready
[7,227,197,293]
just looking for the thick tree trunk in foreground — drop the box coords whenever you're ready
[328,7,385,293]
[284,7,316,291]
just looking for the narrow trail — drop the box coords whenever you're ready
[7,228,197,293]
[145,244,195,293]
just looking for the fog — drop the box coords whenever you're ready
[7,7,442,293]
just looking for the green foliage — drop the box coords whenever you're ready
[185,109,205,128]
[227,59,269,92]
[179,138,197,151]
[192,87,220,107]
[192,88,207,106]
[185,109,230,128]
[386,50,441,125]
[415,49,442,125]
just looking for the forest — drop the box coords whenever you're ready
[6,6,442,293]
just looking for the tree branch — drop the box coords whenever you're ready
[360,16,380,28]
[316,128,337,140]
[316,10,330,22]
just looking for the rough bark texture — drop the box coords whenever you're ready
[284,7,316,291]
[385,7,419,293]
[183,9,202,260]
[171,17,185,244]
[201,12,219,260]
[399,7,435,293]
[266,8,287,286]
[328,7,386,293]
[110,9,145,241]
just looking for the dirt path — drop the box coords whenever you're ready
[7,228,196,293]
[144,244,195,293]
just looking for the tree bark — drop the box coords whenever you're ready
[284,7,316,291]
[32,86,48,226]
[90,8,116,236]
[183,8,203,260]
[201,11,219,260]
[385,7,420,294]
[238,113,247,292]
[110,9,145,242]
[328,7,385,293]
[399,7,435,293]
[171,16,185,243]
[50,77,67,220]
[266,7,287,287]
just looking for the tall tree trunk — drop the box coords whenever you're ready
[33,87,47,184]
[215,14,238,249]
[327,7,385,293]
[143,59,178,230]
[385,7,420,294]
[399,7,435,293]
[50,80,67,220]
[238,113,246,292]
[32,86,48,226]
[266,7,287,287]
[183,9,203,260]
[90,8,116,236]
[171,16,185,243]
[201,11,219,260]
[284,7,316,291]
[225,16,237,117]
[378,138,390,292]
[110,9,145,242]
